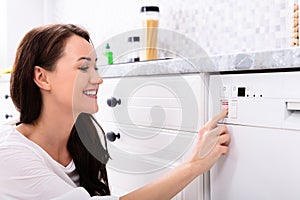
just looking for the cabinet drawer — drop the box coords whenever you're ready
[107,161,183,199]
[100,121,196,173]
[96,74,205,132]
[107,164,184,200]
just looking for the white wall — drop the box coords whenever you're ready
[0,0,8,69]
[0,0,295,69]
[0,0,45,69]
[0,0,150,68]
[51,0,158,47]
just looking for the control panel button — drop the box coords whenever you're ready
[229,100,238,119]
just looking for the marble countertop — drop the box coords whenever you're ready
[98,47,300,78]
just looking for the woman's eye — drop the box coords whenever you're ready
[79,66,89,71]
[95,66,99,71]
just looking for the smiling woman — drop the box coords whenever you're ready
[1,24,113,199]
[0,24,230,200]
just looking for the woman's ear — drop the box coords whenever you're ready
[33,66,51,91]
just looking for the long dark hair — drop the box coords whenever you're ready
[10,24,110,196]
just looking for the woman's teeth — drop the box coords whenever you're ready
[83,90,97,96]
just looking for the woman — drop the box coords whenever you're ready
[0,24,230,199]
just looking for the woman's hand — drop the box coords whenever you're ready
[188,109,230,174]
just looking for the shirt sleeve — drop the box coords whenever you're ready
[0,144,119,200]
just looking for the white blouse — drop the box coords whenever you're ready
[0,125,119,200]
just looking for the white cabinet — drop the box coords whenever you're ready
[95,74,207,199]
[0,74,19,125]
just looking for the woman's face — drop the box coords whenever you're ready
[48,35,102,117]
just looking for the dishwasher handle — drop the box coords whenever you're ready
[286,101,300,111]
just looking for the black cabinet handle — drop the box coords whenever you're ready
[106,131,120,142]
[107,97,121,107]
[5,114,12,119]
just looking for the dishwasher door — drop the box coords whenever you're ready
[208,71,300,200]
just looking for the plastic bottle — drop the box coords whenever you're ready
[104,43,113,65]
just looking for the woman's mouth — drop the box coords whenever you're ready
[83,90,98,98]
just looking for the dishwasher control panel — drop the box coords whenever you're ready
[209,71,300,130]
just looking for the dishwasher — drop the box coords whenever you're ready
[207,71,300,200]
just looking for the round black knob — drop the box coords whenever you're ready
[5,114,12,119]
[107,97,121,107]
[5,94,10,99]
[106,131,120,142]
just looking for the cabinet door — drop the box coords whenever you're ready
[95,74,206,200]
[101,122,197,200]
[96,74,205,133]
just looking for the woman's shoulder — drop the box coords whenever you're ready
[0,125,52,178]
[0,124,41,157]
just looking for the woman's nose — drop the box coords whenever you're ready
[90,71,103,85]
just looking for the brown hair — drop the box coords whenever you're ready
[10,24,110,196]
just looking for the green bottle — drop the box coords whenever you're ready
[104,43,113,65]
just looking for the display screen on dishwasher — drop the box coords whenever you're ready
[237,87,246,97]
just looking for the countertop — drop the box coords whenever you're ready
[99,47,300,78]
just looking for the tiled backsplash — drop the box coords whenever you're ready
[158,0,293,55]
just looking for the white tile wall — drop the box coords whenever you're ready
[158,0,293,55]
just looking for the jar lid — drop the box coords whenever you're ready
[140,6,159,12]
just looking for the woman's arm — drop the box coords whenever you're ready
[121,109,230,200]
